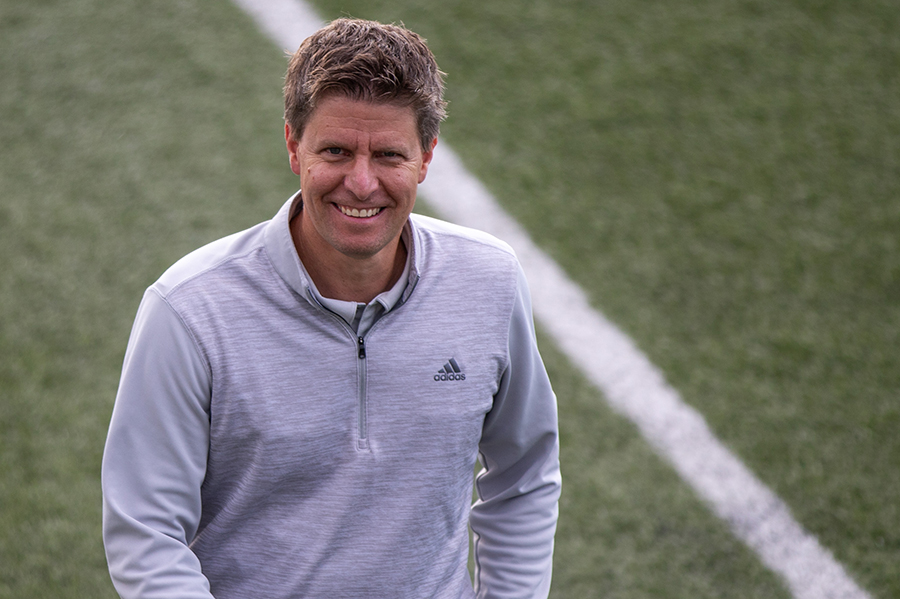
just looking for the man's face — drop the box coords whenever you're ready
[286,95,435,264]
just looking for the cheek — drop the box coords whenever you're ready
[384,168,421,198]
[303,164,341,191]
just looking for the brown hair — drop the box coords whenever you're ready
[284,18,447,151]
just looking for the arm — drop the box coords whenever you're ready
[101,289,215,598]
[470,266,562,599]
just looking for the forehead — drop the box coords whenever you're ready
[303,95,419,145]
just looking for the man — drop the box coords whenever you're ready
[102,18,560,599]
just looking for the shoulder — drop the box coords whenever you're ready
[410,213,517,267]
[408,214,523,315]
[151,220,270,300]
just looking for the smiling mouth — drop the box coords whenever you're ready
[339,205,382,218]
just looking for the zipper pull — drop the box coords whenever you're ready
[358,336,366,359]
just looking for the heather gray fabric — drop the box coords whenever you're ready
[102,194,561,599]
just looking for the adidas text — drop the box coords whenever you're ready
[434,372,466,381]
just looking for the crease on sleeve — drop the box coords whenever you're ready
[471,265,562,599]
[102,288,215,599]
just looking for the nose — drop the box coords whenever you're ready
[344,157,379,200]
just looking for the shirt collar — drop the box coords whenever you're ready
[264,191,419,315]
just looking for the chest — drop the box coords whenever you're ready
[201,296,508,473]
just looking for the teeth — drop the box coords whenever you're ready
[340,206,382,218]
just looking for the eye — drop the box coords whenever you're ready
[325,147,343,155]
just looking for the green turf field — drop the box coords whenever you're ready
[1,0,896,597]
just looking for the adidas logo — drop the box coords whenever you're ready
[434,358,466,381]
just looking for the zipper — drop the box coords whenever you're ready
[304,287,371,451]
[356,336,369,450]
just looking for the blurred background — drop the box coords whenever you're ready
[1,0,897,597]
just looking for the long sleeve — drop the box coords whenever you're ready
[101,288,215,599]
[470,265,562,599]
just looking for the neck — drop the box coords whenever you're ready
[290,216,407,304]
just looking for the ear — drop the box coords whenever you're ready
[285,123,302,176]
[418,137,438,184]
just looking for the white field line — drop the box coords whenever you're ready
[230,1,872,597]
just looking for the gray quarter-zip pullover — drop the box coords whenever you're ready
[102,193,561,599]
